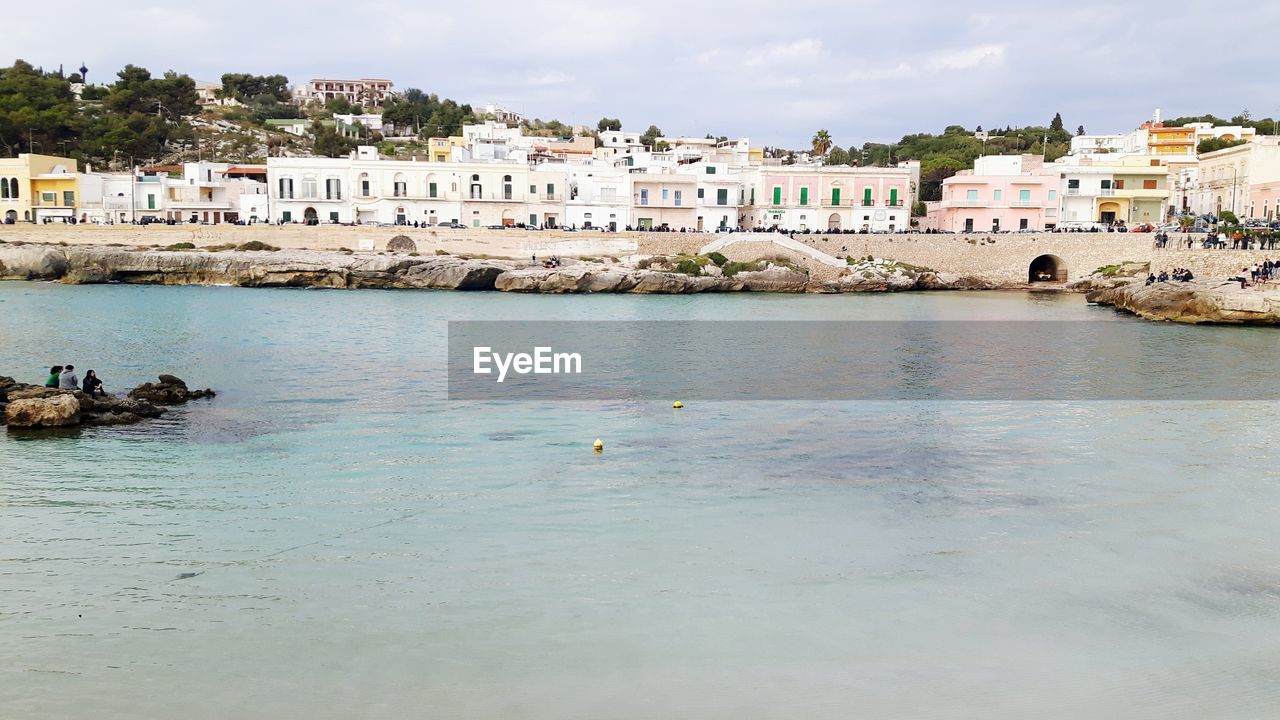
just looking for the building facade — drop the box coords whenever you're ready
[931,155,1060,232]
[293,78,394,108]
[743,165,912,232]
[0,154,80,223]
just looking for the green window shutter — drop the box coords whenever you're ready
[429,182,437,197]
[63,191,75,206]
[698,188,704,199]
[706,166,716,174]
[530,214,537,225]
[800,187,808,206]
[832,188,840,205]
[863,188,872,206]
[772,187,781,205]
[890,189,898,206]
[147,194,155,210]
[282,211,291,222]
[717,189,728,205]
[547,183,554,196]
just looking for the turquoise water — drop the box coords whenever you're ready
[2,284,1279,719]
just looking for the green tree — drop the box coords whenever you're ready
[325,96,353,114]
[825,146,851,166]
[597,117,621,132]
[311,121,355,157]
[1197,137,1247,154]
[811,129,833,156]
[640,124,662,148]
[220,73,290,103]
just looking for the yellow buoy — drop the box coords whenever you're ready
[672,401,684,409]
[593,438,604,453]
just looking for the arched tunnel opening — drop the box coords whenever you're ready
[1029,254,1067,283]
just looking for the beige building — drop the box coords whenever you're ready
[0,154,81,223]
[1191,137,1280,220]
[630,172,698,230]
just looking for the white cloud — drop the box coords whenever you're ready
[925,44,1007,72]
[744,39,824,67]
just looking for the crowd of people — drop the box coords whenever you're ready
[43,364,105,396]
[1146,268,1195,285]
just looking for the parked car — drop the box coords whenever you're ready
[1131,223,1155,233]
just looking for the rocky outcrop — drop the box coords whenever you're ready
[0,243,1002,294]
[4,394,81,427]
[1066,262,1151,293]
[1,374,214,429]
[1086,280,1280,324]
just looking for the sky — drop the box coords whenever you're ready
[8,0,1280,148]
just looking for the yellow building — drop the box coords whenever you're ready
[425,137,465,163]
[1146,125,1196,157]
[0,153,81,223]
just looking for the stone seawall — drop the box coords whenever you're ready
[4,225,1273,286]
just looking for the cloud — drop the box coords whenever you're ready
[925,44,1007,72]
[744,39,824,67]
[525,71,575,87]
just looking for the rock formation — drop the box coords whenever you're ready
[1,374,215,429]
[1086,280,1280,324]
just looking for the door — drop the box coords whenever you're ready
[964,218,974,232]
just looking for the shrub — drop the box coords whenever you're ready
[236,241,280,251]
[636,255,667,270]
[435,249,450,256]
[163,242,196,251]
[204,243,236,252]
[674,258,702,276]
[338,247,353,253]
[721,260,763,277]
[706,251,728,266]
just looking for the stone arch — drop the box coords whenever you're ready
[387,235,417,252]
[1029,254,1067,283]
[303,207,318,223]
[827,213,841,230]
[4,209,15,222]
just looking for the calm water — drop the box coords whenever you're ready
[1,284,1278,719]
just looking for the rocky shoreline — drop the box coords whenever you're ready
[1,374,214,429]
[0,243,995,294]
[1085,279,1280,324]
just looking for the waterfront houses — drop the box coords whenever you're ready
[929,155,1059,233]
[1189,137,1280,220]
[744,165,912,232]
[0,154,80,223]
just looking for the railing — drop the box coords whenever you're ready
[1066,188,1081,195]
[1099,189,1116,196]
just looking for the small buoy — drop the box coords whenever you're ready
[593,438,603,453]
[672,401,684,409]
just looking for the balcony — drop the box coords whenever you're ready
[1099,189,1116,197]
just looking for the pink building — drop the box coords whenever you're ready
[745,165,912,232]
[929,155,1060,232]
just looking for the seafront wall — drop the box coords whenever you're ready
[2,224,1271,285]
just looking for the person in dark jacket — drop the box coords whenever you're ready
[82,370,104,397]
[45,366,63,388]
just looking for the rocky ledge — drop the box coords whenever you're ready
[1086,280,1280,324]
[1,374,215,428]
[0,243,993,294]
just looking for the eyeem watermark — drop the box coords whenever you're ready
[473,346,582,383]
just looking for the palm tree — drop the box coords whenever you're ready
[811,129,833,156]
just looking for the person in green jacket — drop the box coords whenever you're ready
[44,365,63,388]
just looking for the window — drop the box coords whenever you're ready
[716,188,728,206]
[772,187,782,205]
[1113,179,1124,190]
[1143,179,1157,190]
[63,190,74,206]
[966,189,978,201]
[698,188,705,199]
[393,181,406,197]
[993,189,1002,201]
[1067,179,1079,189]
[640,189,649,205]
[1020,218,1029,230]
[889,188,899,206]
[429,182,438,198]
[1101,180,1112,190]
[1019,189,1031,202]
[529,214,537,225]
[546,183,554,198]
[800,187,808,206]
[0,178,7,199]
[326,178,342,200]
[1049,189,1057,201]
[8,178,16,198]
[359,174,370,196]
[278,177,294,199]
[674,190,682,206]
[301,176,317,199]
[662,189,669,200]
[329,211,339,222]
[863,187,873,206]
[706,166,716,174]
[831,188,840,205]
[282,210,291,222]
[530,185,537,194]
[147,194,156,210]
[41,191,55,204]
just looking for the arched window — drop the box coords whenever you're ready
[8,178,16,198]
[359,172,371,197]
[0,178,8,199]
[470,175,482,200]
[393,172,407,198]
[426,173,438,199]
[502,174,513,200]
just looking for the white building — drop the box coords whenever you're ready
[565,164,631,231]
[293,78,394,108]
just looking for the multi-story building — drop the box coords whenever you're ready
[565,164,631,230]
[1058,155,1171,226]
[630,171,698,230]
[293,78,394,108]
[267,147,568,228]
[743,165,912,232]
[677,161,743,231]
[930,155,1060,232]
[598,131,645,161]
[77,162,268,224]
[0,154,80,223]
[1189,137,1280,220]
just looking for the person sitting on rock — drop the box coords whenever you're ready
[45,365,63,388]
[59,364,79,390]
[1145,273,1156,286]
[82,370,105,397]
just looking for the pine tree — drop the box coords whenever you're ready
[1050,113,1065,133]
[1077,125,1085,136]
